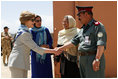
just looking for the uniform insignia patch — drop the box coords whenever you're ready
[98,32,103,37]
[85,36,91,45]
[94,21,100,26]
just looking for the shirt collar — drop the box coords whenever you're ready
[81,18,95,29]
[87,18,95,26]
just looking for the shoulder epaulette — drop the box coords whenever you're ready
[93,21,100,26]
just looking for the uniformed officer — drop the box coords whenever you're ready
[1,26,13,66]
[55,6,107,78]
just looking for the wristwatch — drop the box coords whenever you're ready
[95,58,99,62]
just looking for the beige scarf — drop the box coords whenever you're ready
[58,15,80,56]
[58,28,80,56]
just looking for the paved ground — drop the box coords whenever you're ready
[1,55,55,78]
[1,55,116,78]
[1,56,31,78]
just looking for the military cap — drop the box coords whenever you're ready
[76,6,93,15]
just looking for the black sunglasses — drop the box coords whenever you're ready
[35,20,41,22]
[28,19,35,22]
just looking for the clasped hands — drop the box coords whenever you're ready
[4,36,12,40]
[53,47,64,56]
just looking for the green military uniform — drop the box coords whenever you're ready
[71,19,107,78]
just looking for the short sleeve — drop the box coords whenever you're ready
[71,33,80,46]
[96,24,107,48]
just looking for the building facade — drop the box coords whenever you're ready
[53,1,117,78]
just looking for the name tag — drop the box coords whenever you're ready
[85,36,91,45]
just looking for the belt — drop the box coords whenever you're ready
[63,51,77,62]
[78,51,96,56]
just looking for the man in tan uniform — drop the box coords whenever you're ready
[1,26,12,66]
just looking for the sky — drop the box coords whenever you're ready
[1,1,53,34]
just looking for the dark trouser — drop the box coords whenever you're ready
[61,56,80,78]
[79,54,105,78]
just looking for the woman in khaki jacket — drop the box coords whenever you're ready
[8,11,57,78]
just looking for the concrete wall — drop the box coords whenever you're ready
[53,1,117,78]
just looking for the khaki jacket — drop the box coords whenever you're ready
[1,32,12,50]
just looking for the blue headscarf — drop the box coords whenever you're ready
[31,26,47,63]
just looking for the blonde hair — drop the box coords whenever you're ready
[19,11,35,25]
[64,15,76,28]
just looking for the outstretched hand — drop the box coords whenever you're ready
[54,47,63,56]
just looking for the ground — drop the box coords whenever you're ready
[1,56,31,78]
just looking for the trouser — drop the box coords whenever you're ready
[2,48,11,65]
[9,67,28,78]
[60,56,80,78]
[79,54,105,78]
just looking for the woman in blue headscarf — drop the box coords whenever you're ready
[30,15,53,78]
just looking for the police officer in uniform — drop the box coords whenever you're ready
[55,6,107,78]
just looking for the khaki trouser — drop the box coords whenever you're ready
[9,67,28,78]
[2,48,11,65]
[1,37,12,65]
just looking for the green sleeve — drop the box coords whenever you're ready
[96,24,107,49]
[71,34,80,46]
